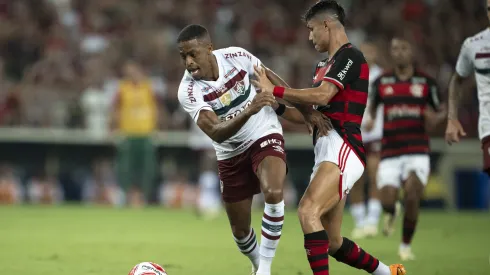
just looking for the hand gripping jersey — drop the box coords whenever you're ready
[456,28,490,140]
[312,43,370,164]
[178,47,283,160]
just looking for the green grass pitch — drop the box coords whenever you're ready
[0,205,489,274]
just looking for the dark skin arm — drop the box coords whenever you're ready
[196,92,275,143]
[445,73,467,144]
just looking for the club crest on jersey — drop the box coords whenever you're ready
[410,84,424,97]
[383,86,394,95]
[233,80,246,95]
[219,92,232,106]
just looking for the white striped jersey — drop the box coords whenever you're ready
[178,47,282,160]
[456,28,490,140]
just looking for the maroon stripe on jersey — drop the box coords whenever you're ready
[475,53,490,59]
[203,70,247,102]
[383,120,424,130]
[359,63,369,80]
[381,146,429,158]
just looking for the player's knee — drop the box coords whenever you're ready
[262,186,283,204]
[231,225,250,239]
[297,197,322,226]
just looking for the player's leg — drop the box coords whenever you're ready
[398,155,430,261]
[348,174,366,239]
[252,134,287,275]
[219,155,261,273]
[116,137,132,206]
[482,136,490,177]
[196,149,221,219]
[140,136,157,204]
[364,143,382,236]
[321,199,403,275]
[377,157,402,236]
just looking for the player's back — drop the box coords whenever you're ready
[373,71,439,159]
[178,47,282,160]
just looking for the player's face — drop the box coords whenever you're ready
[178,39,213,80]
[307,18,330,53]
[390,39,413,67]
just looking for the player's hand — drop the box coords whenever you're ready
[363,117,375,132]
[304,110,332,137]
[251,65,274,94]
[246,91,275,116]
[445,118,466,145]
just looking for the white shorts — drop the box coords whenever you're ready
[310,130,365,199]
[377,154,430,189]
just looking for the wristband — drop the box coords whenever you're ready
[273,86,285,98]
[274,103,286,116]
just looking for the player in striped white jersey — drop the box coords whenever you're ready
[177,25,327,275]
[446,0,490,176]
[349,42,384,239]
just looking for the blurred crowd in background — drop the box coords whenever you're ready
[0,0,487,208]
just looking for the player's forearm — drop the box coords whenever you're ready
[208,112,252,143]
[448,74,462,120]
[281,106,306,124]
[274,87,333,106]
[265,67,313,117]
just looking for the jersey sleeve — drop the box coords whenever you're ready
[427,77,441,111]
[323,48,361,90]
[455,38,473,77]
[177,80,212,123]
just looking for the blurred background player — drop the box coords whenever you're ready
[366,37,446,261]
[350,41,384,239]
[111,60,167,207]
[445,0,490,177]
[188,122,222,219]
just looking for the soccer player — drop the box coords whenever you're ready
[365,37,446,261]
[252,1,405,274]
[445,0,490,177]
[176,24,326,275]
[349,42,384,239]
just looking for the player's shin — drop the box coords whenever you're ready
[233,228,260,271]
[401,173,423,249]
[257,200,284,275]
[331,237,392,275]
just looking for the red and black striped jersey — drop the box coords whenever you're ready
[312,43,370,165]
[370,70,441,159]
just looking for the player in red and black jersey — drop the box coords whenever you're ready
[253,1,405,275]
[365,37,446,261]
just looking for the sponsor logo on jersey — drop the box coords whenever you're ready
[222,100,252,121]
[272,145,285,154]
[224,51,252,61]
[387,105,422,120]
[337,59,353,80]
[187,81,196,103]
[224,67,238,78]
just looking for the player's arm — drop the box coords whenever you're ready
[445,39,471,143]
[178,82,274,144]
[253,50,361,106]
[424,78,446,131]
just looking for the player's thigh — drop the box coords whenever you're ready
[349,172,365,204]
[377,156,402,190]
[401,154,430,188]
[217,152,260,205]
[482,136,490,176]
[321,198,346,252]
[224,197,254,237]
[252,134,287,196]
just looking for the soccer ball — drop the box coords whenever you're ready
[128,262,167,275]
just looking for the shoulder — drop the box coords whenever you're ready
[337,45,366,62]
[374,71,396,85]
[177,72,199,102]
[214,46,254,60]
[414,70,437,84]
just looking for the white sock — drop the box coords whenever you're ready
[366,199,382,226]
[233,228,260,271]
[372,261,391,275]
[350,203,366,228]
[257,200,285,275]
[400,243,411,250]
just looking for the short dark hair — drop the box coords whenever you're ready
[303,0,346,25]
[177,24,210,43]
